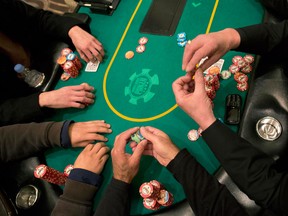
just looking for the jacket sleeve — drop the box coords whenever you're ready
[235,20,288,56]
[51,179,98,216]
[167,149,248,216]
[93,178,131,216]
[202,120,288,215]
[0,92,53,126]
[0,0,90,43]
[0,121,64,163]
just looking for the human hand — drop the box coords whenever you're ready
[74,143,110,174]
[69,120,112,147]
[39,83,95,109]
[111,127,147,183]
[172,69,216,130]
[130,127,180,167]
[182,28,241,73]
[68,26,105,63]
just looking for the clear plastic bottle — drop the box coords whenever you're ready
[14,64,45,88]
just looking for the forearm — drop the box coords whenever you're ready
[94,178,131,216]
[1,0,90,43]
[202,120,283,208]
[0,92,51,126]
[167,149,247,216]
[235,21,288,55]
[0,121,64,162]
[51,179,98,216]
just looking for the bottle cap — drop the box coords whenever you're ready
[14,64,25,73]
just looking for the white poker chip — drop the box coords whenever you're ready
[138,37,148,45]
[136,45,146,53]
[187,129,199,141]
[220,70,231,79]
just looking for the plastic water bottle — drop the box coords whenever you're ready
[14,64,45,88]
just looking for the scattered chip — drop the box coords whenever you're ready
[220,70,231,79]
[136,45,146,53]
[125,51,134,59]
[187,129,199,141]
[139,37,148,45]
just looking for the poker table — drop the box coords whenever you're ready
[45,0,264,214]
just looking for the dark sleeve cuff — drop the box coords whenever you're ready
[110,178,131,192]
[60,120,74,148]
[166,149,190,173]
[68,168,103,187]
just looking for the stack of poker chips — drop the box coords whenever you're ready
[228,54,254,91]
[131,130,145,144]
[57,48,82,79]
[139,180,174,210]
[34,164,67,185]
[204,74,220,100]
[177,32,188,47]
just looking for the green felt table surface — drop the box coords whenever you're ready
[45,0,264,214]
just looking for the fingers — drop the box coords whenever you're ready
[114,127,139,153]
[131,140,147,163]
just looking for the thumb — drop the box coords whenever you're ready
[131,140,147,163]
[194,68,205,93]
[140,127,155,143]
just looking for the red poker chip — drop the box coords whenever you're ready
[138,37,148,45]
[235,59,247,68]
[229,64,240,74]
[232,56,243,64]
[234,73,248,83]
[237,82,249,91]
[241,64,252,73]
[243,54,254,64]
[136,45,146,53]
[143,198,160,210]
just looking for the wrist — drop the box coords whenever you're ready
[196,114,217,131]
[222,28,241,50]
[39,92,48,107]
[68,26,80,38]
[113,174,132,184]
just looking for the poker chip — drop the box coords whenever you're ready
[34,164,67,185]
[131,130,145,144]
[232,55,243,65]
[234,72,248,83]
[157,190,174,207]
[143,198,160,210]
[125,51,134,59]
[150,180,164,190]
[64,164,74,177]
[66,53,82,70]
[207,65,220,76]
[57,55,66,67]
[237,82,249,91]
[229,64,240,74]
[63,61,79,78]
[60,72,71,81]
[187,129,199,141]
[243,54,254,64]
[177,32,186,39]
[241,64,252,73]
[139,37,148,45]
[220,70,231,79]
[235,59,247,68]
[177,41,187,47]
[136,45,146,53]
[61,48,73,56]
[139,182,160,199]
